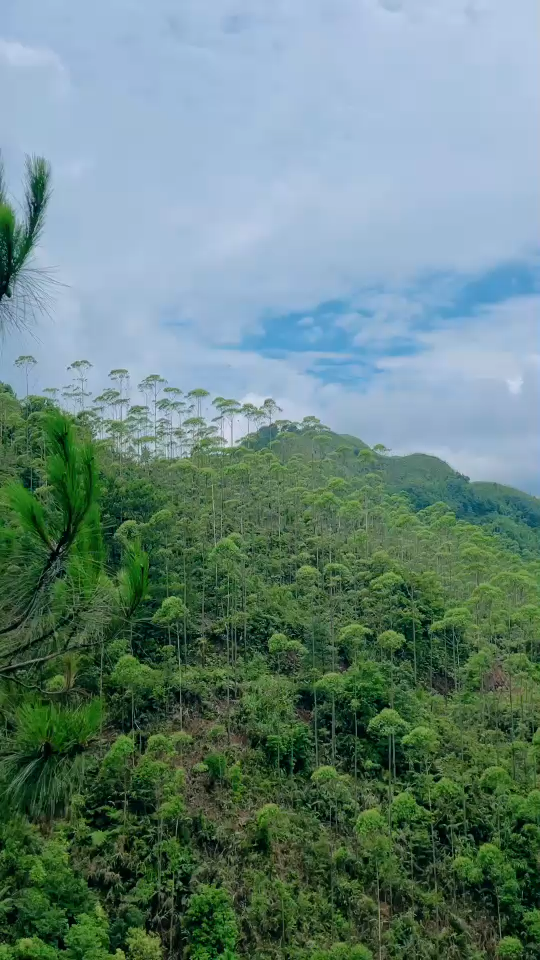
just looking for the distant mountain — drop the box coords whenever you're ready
[248,423,540,557]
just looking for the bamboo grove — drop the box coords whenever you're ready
[1,372,540,960]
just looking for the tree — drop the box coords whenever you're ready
[184,885,238,960]
[261,397,282,433]
[402,725,440,899]
[125,928,163,960]
[338,623,370,666]
[152,596,189,726]
[67,361,93,411]
[108,369,130,403]
[268,632,306,675]
[187,388,210,420]
[0,699,102,819]
[355,808,393,960]
[63,908,119,960]
[109,655,162,732]
[0,153,52,333]
[477,844,519,941]
[138,376,167,454]
[311,945,373,960]
[14,356,37,401]
[377,629,404,706]
[496,936,523,959]
[241,403,259,440]
[368,708,408,814]
[315,672,345,765]
[0,410,148,677]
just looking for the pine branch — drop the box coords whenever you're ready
[0,151,52,332]
[0,411,99,639]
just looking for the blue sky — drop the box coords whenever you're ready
[236,260,540,382]
[1,0,539,491]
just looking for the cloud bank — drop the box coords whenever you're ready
[1,0,538,490]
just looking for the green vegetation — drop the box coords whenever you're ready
[1,370,540,960]
[250,423,540,557]
[0,152,52,334]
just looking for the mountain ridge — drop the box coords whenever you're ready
[249,423,540,556]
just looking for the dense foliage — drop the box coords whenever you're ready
[1,374,540,960]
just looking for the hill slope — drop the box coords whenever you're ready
[2,389,540,960]
[250,424,540,556]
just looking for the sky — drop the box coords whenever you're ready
[1,0,539,492]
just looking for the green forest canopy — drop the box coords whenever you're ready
[1,371,540,960]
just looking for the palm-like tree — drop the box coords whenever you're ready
[0,698,102,818]
[0,152,52,333]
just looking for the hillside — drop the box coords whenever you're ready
[249,423,540,557]
[2,386,540,960]
[381,454,540,555]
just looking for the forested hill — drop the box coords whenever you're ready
[2,382,540,960]
[246,423,540,557]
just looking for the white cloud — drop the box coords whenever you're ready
[1,0,538,327]
[0,38,65,73]
[3,294,537,492]
[322,296,540,490]
[0,0,539,490]
[336,292,426,347]
[506,377,524,396]
[374,296,537,388]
